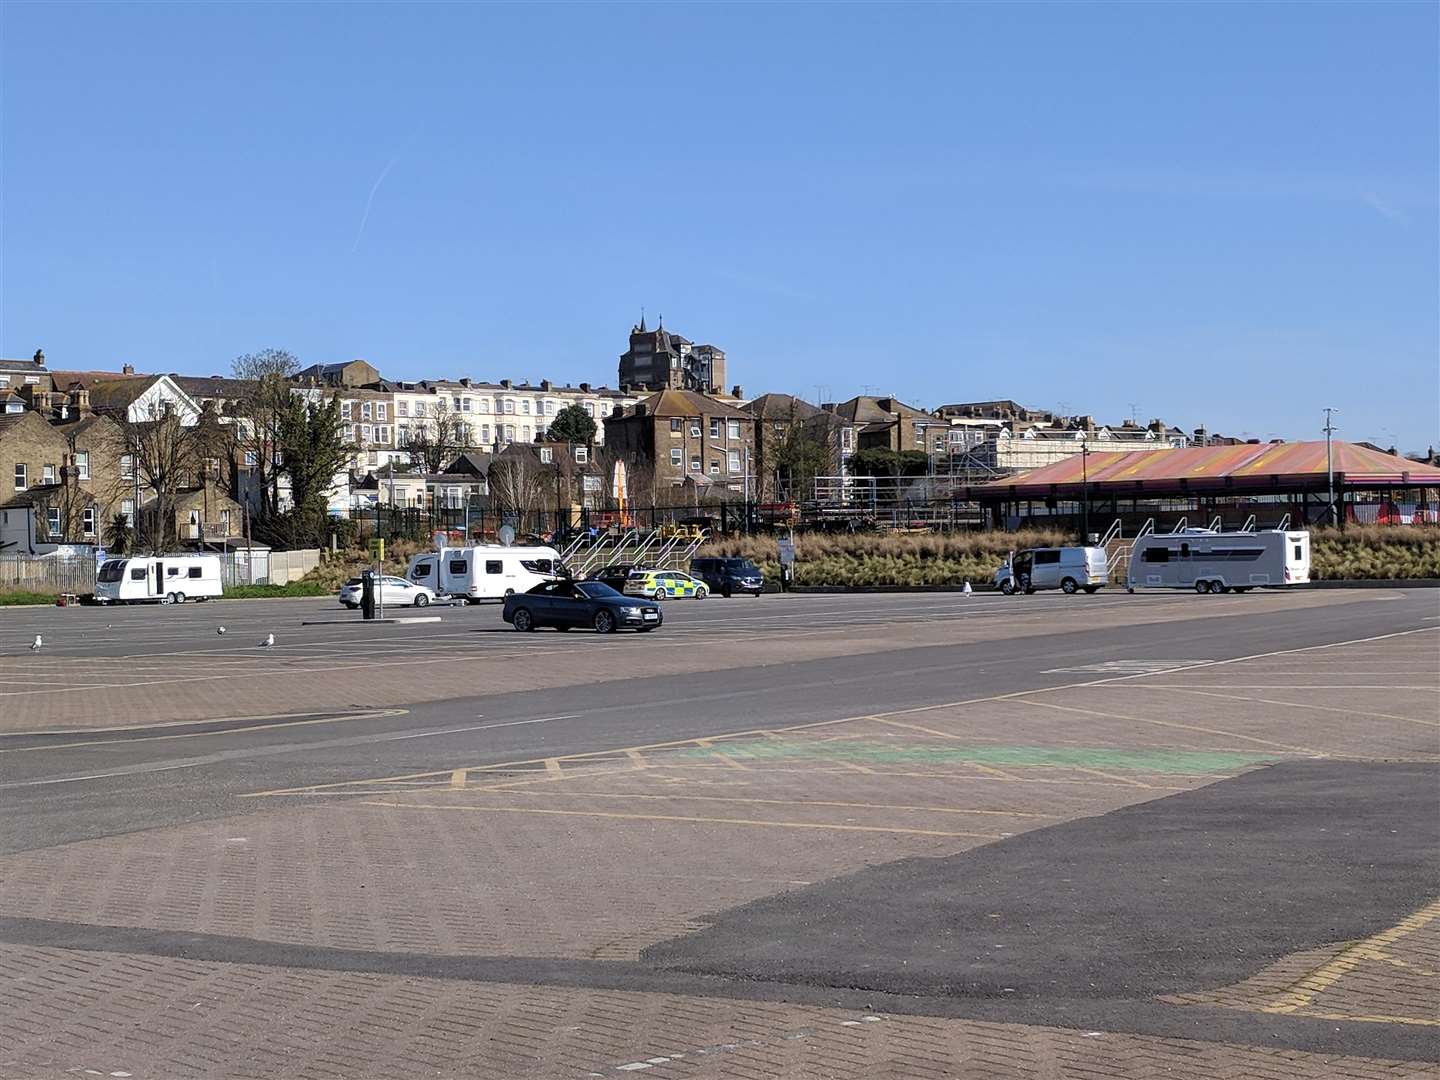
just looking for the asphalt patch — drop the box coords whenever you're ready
[644,761,1440,1001]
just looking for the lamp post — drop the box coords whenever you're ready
[1323,407,1338,526]
[1080,433,1090,542]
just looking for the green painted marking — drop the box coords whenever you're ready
[679,740,1276,775]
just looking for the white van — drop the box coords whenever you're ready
[406,545,564,603]
[996,546,1108,595]
[1126,529,1310,593]
[95,554,224,604]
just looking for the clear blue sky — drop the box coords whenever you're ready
[2,2,1435,451]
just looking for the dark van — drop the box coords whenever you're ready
[690,557,765,597]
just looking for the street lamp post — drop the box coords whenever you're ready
[1323,407,1339,526]
[1080,434,1090,542]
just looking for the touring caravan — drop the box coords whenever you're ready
[406,545,564,602]
[1126,529,1310,593]
[94,554,225,604]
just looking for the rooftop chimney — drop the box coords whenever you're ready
[459,377,471,387]
[122,363,135,376]
[541,379,552,392]
[32,349,45,367]
[731,385,742,398]
[68,386,90,413]
[501,378,512,389]
[579,382,590,392]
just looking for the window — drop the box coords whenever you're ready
[415,401,428,417]
[709,460,720,475]
[485,560,503,574]
[521,399,531,415]
[1142,547,1171,563]
[728,420,740,440]
[481,424,491,443]
[1179,543,1191,559]
[121,498,134,519]
[361,402,372,421]
[520,559,553,574]
[367,451,379,466]
[361,424,372,442]
[412,561,432,578]
[341,401,352,420]
[504,425,515,443]
[42,464,55,483]
[1294,544,1303,561]
[130,566,147,580]
[121,454,135,480]
[398,400,408,417]
[98,560,124,583]
[540,447,553,464]
[167,566,180,577]
[574,446,588,464]
[47,507,61,534]
[544,400,555,415]
[842,428,855,450]
[670,448,682,466]
[728,450,740,473]
[670,418,682,434]
[462,398,472,412]
[503,399,515,414]
[1035,550,1061,565]
[710,419,720,438]
[449,559,468,575]
[13,463,25,491]
[187,565,203,579]
[583,402,594,417]
[220,509,230,533]
[690,456,701,472]
[376,403,387,421]
[478,398,492,413]
[24,375,39,385]
[689,422,701,437]
[83,506,96,535]
[522,426,531,441]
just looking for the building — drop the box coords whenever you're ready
[392,378,636,453]
[294,359,382,389]
[0,409,126,553]
[618,317,726,393]
[740,393,846,500]
[603,388,755,499]
[821,396,951,459]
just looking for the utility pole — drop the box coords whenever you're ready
[1080,434,1090,542]
[1323,407,1339,526]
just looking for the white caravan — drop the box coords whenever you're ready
[406,545,564,603]
[94,554,225,604]
[996,546,1109,595]
[1126,529,1310,594]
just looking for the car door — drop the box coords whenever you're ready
[1032,550,1061,589]
[549,581,585,626]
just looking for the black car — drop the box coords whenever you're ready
[584,562,652,591]
[503,579,662,633]
[690,556,765,597]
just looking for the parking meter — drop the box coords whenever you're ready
[361,570,376,620]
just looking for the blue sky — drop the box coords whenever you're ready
[2,2,1435,450]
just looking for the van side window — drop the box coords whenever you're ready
[188,566,203,579]
[1034,550,1060,565]
[412,562,431,577]
[130,567,147,580]
[449,560,468,575]
[1142,547,1170,563]
[486,560,503,574]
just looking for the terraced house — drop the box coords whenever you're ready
[603,389,756,498]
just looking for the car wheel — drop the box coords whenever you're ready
[1195,580,1209,594]
[512,608,534,632]
[1000,579,1015,595]
[594,610,617,634]
[504,588,515,599]
[653,587,667,600]
[696,586,708,599]
[1061,578,1078,595]
[413,593,430,607]
[1210,580,1227,594]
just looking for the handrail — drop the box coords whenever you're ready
[1169,517,1188,534]
[1240,514,1256,534]
[1099,518,1123,548]
[1206,515,1222,532]
[1135,518,1155,540]
[1276,513,1291,532]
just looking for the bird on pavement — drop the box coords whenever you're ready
[962,580,972,596]
[30,635,42,651]
[258,633,274,648]
[217,626,227,635]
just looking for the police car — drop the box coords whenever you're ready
[622,569,710,600]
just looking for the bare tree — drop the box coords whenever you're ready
[488,449,548,530]
[232,348,301,519]
[406,396,471,475]
[111,404,231,552]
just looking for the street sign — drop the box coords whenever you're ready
[778,537,796,565]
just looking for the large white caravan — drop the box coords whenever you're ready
[95,554,225,604]
[406,545,564,602]
[1126,529,1310,593]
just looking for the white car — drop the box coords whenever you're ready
[338,575,436,609]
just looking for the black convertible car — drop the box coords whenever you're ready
[502,579,662,633]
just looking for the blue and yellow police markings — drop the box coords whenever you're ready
[626,570,709,600]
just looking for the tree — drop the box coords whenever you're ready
[546,403,597,445]
[405,396,471,475]
[113,404,230,552]
[488,449,549,531]
[849,448,928,478]
[105,513,133,554]
[770,407,841,502]
[278,392,353,544]
[231,348,301,520]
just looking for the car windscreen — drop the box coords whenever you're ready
[722,560,759,573]
[577,582,621,600]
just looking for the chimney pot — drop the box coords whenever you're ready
[541,379,552,391]
[501,378,512,389]
[33,349,45,367]
[731,385,742,398]
[579,382,590,392]
[459,377,471,387]
[121,363,135,376]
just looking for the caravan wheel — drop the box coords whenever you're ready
[1209,580,1227,594]
[1194,581,1209,594]
[173,592,186,605]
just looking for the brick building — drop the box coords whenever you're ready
[603,389,755,499]
[618,317,726,394]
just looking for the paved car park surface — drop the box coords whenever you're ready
[0,588,1437,1078]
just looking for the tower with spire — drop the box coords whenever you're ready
[618,313,726,394]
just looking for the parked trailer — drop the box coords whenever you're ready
[1126,529,1310,594]
[406,545,564,603]
[94,554,224,604]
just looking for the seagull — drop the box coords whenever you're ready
[217,626,227,635]
[962,580,972,596]
[29,635,42,651]
[258,633,274,648]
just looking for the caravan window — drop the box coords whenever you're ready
[188,566,203,579]
[1179,543,1190,558]
[448,559,468,575]
[520,559,553,574]
[167,566,180,577]
[1142,547,1170,563]
[130,567,147,580]
[485,560,503,574]
[412,561,432,578]
[98,561,125,583]
[1294,544,1303,561]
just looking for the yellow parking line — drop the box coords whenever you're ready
[449,769,468,789]
[545,758,563,777]
[359,800,1003,838]
[1261,898,1440,1015]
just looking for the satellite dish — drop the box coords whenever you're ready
[497,525,516,547]
[431,531,448,552]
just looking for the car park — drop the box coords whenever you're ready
[503,579,662,633]
[623,569,709,600]
[690,556,765,597]
[338,575,436,609]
